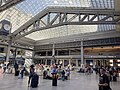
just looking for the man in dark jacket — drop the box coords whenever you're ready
[98,68,110,90]
[14,63,18,76]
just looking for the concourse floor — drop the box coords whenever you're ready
[0,72,120,90]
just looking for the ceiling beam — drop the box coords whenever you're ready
[11,7,120,40]
[0,0,24,12]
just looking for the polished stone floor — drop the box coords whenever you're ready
[0,72,120,90]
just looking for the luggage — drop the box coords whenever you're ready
[15,70,19,76]
[31,74,39,88]
[113,76,117,81]
[62,76,67,81]
[43,71,47,79]
[52,74,57,86]
[62,76,65,81]
[18,73,22,79]
[52,78,57,86]
[65,76,68,80]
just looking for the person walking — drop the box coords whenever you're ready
[98,68,111,90]
[3,64,7,73]
[14,63,19,76]
[28,65,35,86]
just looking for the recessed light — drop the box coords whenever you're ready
[69,1,73,4]
[54,1,58,4]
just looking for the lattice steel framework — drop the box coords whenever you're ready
[34,37,120,51]
[0,36,33,50]
[0,0,24,12]
[11,7,120,40]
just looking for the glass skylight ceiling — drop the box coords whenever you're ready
[0,0,115,40]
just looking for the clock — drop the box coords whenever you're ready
[3,24,11,31]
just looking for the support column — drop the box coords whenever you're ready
[93,60,96,68]
[62,59,64,68]
[56,59,59,64]
[115,0,120,31]
[56,50,58,56]
[46,51,48,56]
[6,41,12,62]
[51,60,52,66]
[13,48,17,64]
[46,51,48,65]
[76,59,78,67]
[81,40,84,67]
[52,44,55,65]
[45,59,47,65]
[69,59,71,66]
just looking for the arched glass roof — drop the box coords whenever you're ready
[0,0,115,40]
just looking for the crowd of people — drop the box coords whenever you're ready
[0,62,26,79]
[0,62,119,89]
[94,66,118,82]
[36,64,71,81]
[27,64,71,87]
[78,65,93,74]
[78,65,119,90]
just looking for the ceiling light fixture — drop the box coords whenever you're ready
[54,1,58,4]
[69,1,73,4]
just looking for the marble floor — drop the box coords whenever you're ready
[0,72,120,90]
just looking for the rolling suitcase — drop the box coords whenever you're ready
[31,74,39,88]
[52,74,58,86]
[113,76,117,81]
[15,70,19,76]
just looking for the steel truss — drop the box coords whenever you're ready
[0,0,24,12]
[0,36,33,50]
[34,37,120,51]
[11,7,120,40]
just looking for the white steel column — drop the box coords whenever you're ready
[13,48,17,63]
[45,50,47,65]
[81,40,84,67]
[69,59,71,66]
[52,44,55,57]
[76,59,78,67]
[56,50,58,56]
[6,41,12,62]
[51,60,52,66]
[45,60,47,65]
[93,60,96,68]
[62,59,64,68]
[52,44,55,65]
